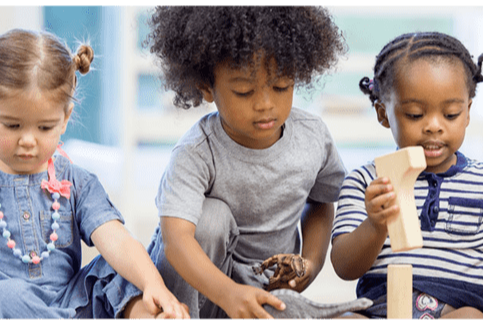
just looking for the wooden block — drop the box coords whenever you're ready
[375,147,426,252]
[387,264,412,319]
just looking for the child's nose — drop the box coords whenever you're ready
[253,89,273,112]
[18,132,36,147]
[424,116,443,134]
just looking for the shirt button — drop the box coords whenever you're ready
[432,181,438,187]
[433,206,439,214]
[23,212,30,220]
[430,220,435,226]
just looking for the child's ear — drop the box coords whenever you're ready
[466,99,472,127]
[198,83,214,103]
[374,101,390,128]
[61,103,74,134]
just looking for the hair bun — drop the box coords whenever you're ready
[474,53,483,83]
[74,45,94,74]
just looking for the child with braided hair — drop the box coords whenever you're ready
[331,31,483,318]
[0,29,188,318]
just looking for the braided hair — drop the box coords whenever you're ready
[359,32,483,106]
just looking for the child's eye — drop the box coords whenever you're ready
[445,113,461,120]
[3,123,19,129]
[39,126,54,131]
[406,113,422,120]
[233,90,254,97]
[273,86,290,93]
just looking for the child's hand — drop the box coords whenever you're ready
[222,283,285,318]
[286,258,315,293]
[365,177,399,233]
[142,284,190,319]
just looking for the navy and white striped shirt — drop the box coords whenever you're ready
[332,151,483,310]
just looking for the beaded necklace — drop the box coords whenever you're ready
[0,156,72,264]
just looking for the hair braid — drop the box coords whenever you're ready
[360,31,483,105]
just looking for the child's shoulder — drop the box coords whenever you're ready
[174,111,219,150]
[345,161,377,183]
[288,107,332,137]
[53,155,101,186]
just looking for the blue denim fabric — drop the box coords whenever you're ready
[0,156,123,318]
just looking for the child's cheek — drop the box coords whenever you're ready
[0,137,13,150]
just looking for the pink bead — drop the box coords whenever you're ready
[7,240,15,249]
[50,232,58,242]
[52,202,60,211]
[0,211,3,219]
[32,256,41,265]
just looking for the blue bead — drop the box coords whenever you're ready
[41,251,50,259]
[52,212,60,220]
[22,255,30,263]
[3,230,10,238]
[51,222,60,230]
[0,221,6,229]
[52,193,60,200]
[47,243,55,251]
[13,249,22,257]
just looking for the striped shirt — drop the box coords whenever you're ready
[332,151,483,310]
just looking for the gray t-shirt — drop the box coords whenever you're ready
[156,107,346,263]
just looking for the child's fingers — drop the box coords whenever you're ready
[257,292,286,318]
[143,297,162,316]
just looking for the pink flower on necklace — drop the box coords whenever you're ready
[41,158,72,199]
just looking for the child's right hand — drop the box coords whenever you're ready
[222,283,285,318]
[364,177,400,233]
[142,283,190,319]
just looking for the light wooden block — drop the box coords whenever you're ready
[387,264,412,319]
[375,147,426,252]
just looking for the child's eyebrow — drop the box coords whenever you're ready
[400,98,467,105]
[0,115,21,121]
[228,76,255,83]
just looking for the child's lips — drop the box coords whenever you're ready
[254,119,276,130]
[421,141,445,158]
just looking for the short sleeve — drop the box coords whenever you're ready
[307,120,346,203]
[156,142,213,225]
[331,164,376,241]
[72,169,124,246]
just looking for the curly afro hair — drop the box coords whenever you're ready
[146,6,346,109]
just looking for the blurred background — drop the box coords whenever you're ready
[1,6,482,304]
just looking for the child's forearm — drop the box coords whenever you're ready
[91,220,165,292]
[330,218,388,280]
[161,217,238,311]
[300,202,334,279]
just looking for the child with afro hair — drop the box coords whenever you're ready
[108,6,348,318]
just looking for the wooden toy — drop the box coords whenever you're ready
[374,146,426,252]
[375,146,427,318]
[387,265,413,319]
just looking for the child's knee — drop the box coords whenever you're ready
[0,279,33,315]
[442,306,483,318]
[195,198,238,257]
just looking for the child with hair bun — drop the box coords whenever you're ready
[111,6,348,319]
[0,29,188,319]
[331,31,483,318]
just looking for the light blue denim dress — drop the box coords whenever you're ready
[0,156,123,318]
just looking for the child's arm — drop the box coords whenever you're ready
[161,216,286,319]
[90,220,190,319]
[288,201,334,292]
[331,177,399,280]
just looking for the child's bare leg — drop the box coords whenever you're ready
[123,295,155,318]
[335,312,368,319]
[440,306,483,319]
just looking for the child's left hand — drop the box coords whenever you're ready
[142,284,190,319]
[253,254,313,293]
[286,258,314,293]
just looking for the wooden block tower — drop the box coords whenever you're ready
[374,146,426,319]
